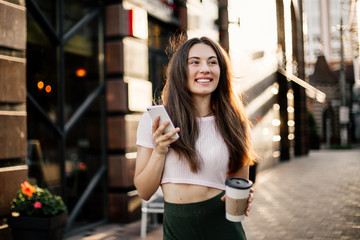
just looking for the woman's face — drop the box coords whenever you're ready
[186,43,220,97]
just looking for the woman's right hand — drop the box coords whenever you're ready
[152,116,180,155]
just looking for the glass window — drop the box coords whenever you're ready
[148,18,176,100]
[64,17,100,121]
[33,0,56,28]
[64,0,100,32]
[148,19,174,50]
[27,109,62,194]
[27,14,59,123]
[26,0,106,233]
[66,100,105,228]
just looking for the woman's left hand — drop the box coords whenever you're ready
[221,187,255,217]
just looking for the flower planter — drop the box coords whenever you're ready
[8,211,67,240]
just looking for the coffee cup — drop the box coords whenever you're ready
[225,177,253,222]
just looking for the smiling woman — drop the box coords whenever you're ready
[134,36,257,240]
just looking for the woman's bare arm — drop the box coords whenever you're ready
[134,117,180,200]
[134,146,166,200]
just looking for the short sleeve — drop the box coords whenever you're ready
[136,112,155,148]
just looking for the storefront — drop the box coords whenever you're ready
[0,0,189,236]
[1,0,317,238]
[24,0,186,234]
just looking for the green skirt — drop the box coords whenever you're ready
[163,191,246,240]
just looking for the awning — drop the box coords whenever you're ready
[278,68,326,103]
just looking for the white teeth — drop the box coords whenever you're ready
[196,79,211,83]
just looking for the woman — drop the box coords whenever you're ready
[135,36,256,240]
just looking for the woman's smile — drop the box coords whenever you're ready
[196,78,212,83]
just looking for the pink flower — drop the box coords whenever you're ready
[34,201,42,209]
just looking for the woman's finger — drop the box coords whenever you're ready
[247,192,254,203]
[221,194,226,202]
[245,203,252,216]
[153,120,170,140]
[154,120,180,141]
[163,127,180,140]
[245,187,254,217]
[155,120,170,136]
[152,116,160,134]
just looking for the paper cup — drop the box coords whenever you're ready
[225,177,252,222]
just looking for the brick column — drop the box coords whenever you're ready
[0,1,28,239]
[292,0,309,156]
[177,0,188,32]
[218,0,229,51]
[105,3,148,223]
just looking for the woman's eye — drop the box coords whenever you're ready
[209,61,218,65]
[189,61,199,64]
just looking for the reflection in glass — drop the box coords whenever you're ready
[27,13,61,195]
[65,100,105,228]
[27,104,62,195]
[33,0,56,27]
[27,15,59,123]
[148,19,174,50]
[64,0,100,33]
[64,17,99,122]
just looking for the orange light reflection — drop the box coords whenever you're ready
[37,81,44,90]
[45,85,52,93]
[76,68,87,77]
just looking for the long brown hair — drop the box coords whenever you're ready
[161,36,256,174]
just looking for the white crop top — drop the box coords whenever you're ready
[136,112,229,190]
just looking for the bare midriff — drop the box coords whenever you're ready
[161,183,223,203]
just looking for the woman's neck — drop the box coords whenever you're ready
[192,95,212,117]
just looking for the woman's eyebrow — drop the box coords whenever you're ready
[187,56,217,60]
[188,56,200,60]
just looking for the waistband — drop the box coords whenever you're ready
[164,191,225,216]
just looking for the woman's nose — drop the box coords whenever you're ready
[199,62,210,73]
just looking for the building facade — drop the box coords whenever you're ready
[303,0,352,72]
[0,0,314,238]
[304,0,358,146]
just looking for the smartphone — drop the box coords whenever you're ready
[147,105,179,140]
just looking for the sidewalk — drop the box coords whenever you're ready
[66,149,360,240]
[243,149,360,240]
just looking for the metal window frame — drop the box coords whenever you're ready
[26,0,108,234]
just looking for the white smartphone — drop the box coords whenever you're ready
[147,105,179,140]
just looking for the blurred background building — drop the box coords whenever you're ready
[0,0,357,239]
[304,0,359,147]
